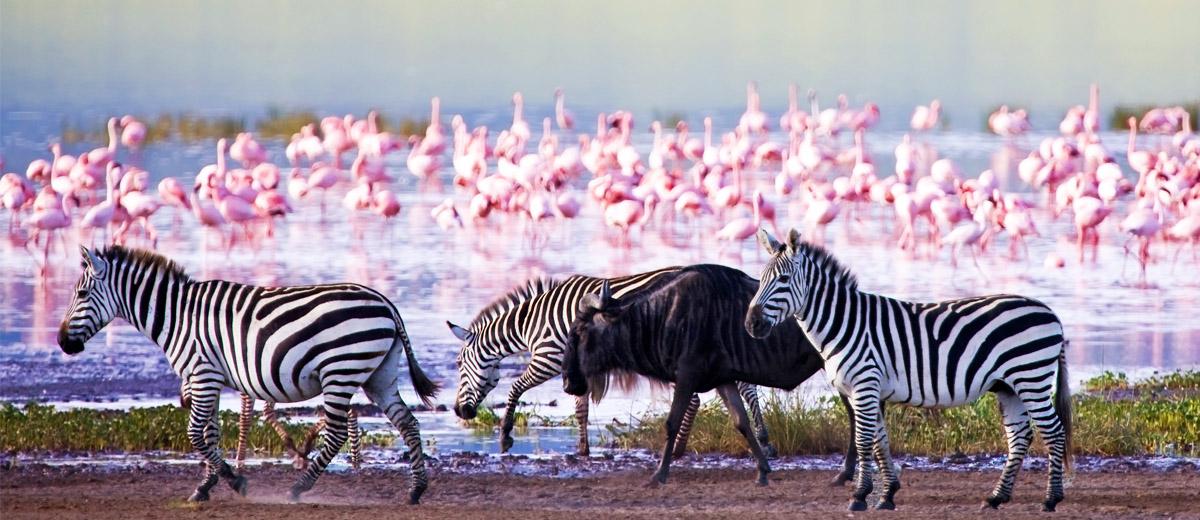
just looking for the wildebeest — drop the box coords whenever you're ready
[562,263,857,487]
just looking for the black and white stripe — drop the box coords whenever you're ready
[449,267,774,456]
[745,229,1072,512]
[58,245,438,504]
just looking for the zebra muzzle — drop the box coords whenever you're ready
[454,403,477,420]
[58,325,86,355]
[745,305,773,339]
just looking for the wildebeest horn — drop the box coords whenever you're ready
[578,280,614,313]
[598,279,612,303]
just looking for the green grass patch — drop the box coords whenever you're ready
[616,370,1200,458]
[0,402,394,455]
[461,404,573,433]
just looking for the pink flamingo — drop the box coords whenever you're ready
[715,189,762,246]
[1118,191,1166,279]
[554,87,575,131]
[2,173,36,232]
[230,132,268,168]
[941,200,995,274]
[119,115,147,149]
[419,98,446,157]
[24,190,74,274]
[86,117,120,166]
[1083,84,1101,135]
[304,161,341,215]
[157,176,191,218]
[25,157,52,186]
[406,136,443,192]
[253,189,292,238]
[779,84,809,133]
[710,159,743,217]
[189,188,226,248]
[604,195,657,248]
[431,199,463,231]
[1072,196,1112,263]
[319,117,352,170]
[80,163,125,245]
[910,100,941,132]
[210,173,258,250]
[117,186,163,248]
[371,190,401,220]
[1127,116,1157,178]
[738,81,769,136]
[50,142,77,180]
[510,92,532,144]
[803,183,841,246]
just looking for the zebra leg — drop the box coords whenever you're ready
[983,390,1032,510]
[737,382,777,459]
[185,384,247,502]
[847,392,880,511]
[288,394,352,503]
[1026,391,1069,512]
[363,382,428,505]
[262,401,310,470]
[830,393,859,487]
[574,395,591,457]
[499,367,554,454]
[672,393,702,459]
[347,409,363,470]
[871,412,901,510]
[716,383,772,486]
[235,393,254,472]
[649,382,699,486]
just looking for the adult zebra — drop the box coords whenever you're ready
[448,267,775,458]
[58,246,439,504]
[744,229,1073,512]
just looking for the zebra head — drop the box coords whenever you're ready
[746,228,805,339]
[59,246,118,355]
[447,321,501,420]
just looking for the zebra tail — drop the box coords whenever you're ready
[1055,346,1074,475]
[396,316,441,408]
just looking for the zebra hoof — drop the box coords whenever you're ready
[188,489,210,502]
[847,500,868,512]
[288,484,305,504]
[1042,500,1059,513]
[500,435,514,454]
[227,475,248,497]
[408,486,425,505]
[874,500,895,510]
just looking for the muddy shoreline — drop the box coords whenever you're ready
[3,452,1199,519]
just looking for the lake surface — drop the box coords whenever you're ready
[1,1,1198,456]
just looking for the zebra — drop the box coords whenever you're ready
[744,229,1073,512]
[447,267,776,458]
[58,245,439,504]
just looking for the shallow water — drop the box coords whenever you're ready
[2,121,1199,455]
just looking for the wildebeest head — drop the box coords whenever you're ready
[562,280,625,401]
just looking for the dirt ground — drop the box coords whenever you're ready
[3,456,1199,520]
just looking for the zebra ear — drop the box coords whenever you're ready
[757,229,781,253]
[785,228,802,254]
[80,246,105,276]
[447,322,473,342]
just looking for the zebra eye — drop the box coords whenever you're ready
[77,288,89,298]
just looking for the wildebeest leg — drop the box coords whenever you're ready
[831,393,859,486]
[672,393,702,458]
[574,395,591,457]
[649,382,697,486]
[716,383,772,486]
[737,382,777,458]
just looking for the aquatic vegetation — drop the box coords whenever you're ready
[255,107,320,139]
[616,371,1200,458]
[0,403,394,455]
[462,404,572,432]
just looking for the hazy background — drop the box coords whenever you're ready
[3,0,1198,131]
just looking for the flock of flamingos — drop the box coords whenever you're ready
[2,83,1199,280]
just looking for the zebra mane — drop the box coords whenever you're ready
[97,245,192,282]
[468,276,563,330]
[795,242,858,291]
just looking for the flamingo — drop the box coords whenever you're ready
[803,184,841,247]
[910,100,941,132]
[1072,196,1112,263]
[211,173,258,249]
[305,161,341,214]
[117,187,163,248]
[419,97,446,157]
[80,163,124,245]
[230,132,268,168]
[509,92,532,144]
[1083,84,1101,135]
[371,190,401,220]
[554,87,575,131]
[941,200,995,275]
[119,115,147,149]
[2,173,36,232]
[431,198,463,231]
[715,189,762,246]
[190,187,226,248]
[604,195,657,248]
[406,136,443,192]
[86,117,120,167]
[1118,191,1166,279]
[253,189,292,238]
[23,186,74,274]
